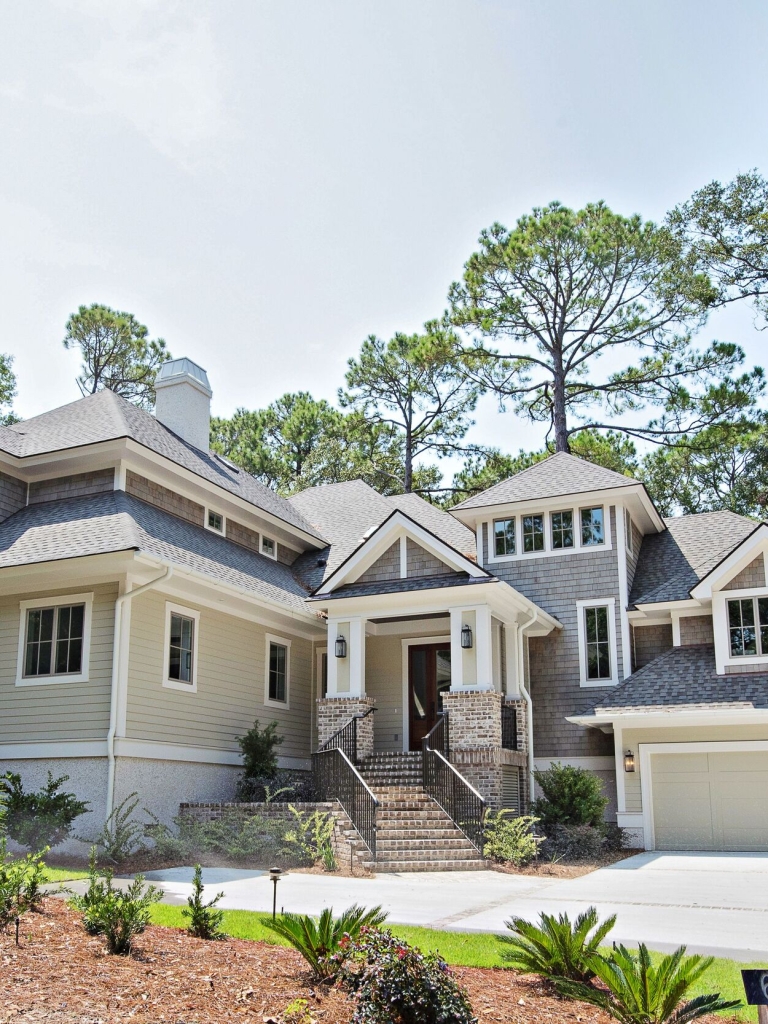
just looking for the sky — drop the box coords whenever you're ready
[2,0,767,476]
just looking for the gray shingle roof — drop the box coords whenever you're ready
[289,480,475,590]
[574,644,768,717]
[307,572,494,601]
[629,510,756,607]
[0,391,324,542]
[0,491,311,614]
[453,451,639,509]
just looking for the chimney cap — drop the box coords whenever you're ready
[156,357,212,398]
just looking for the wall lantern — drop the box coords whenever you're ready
[335,634,347,659]
[461,623,473,649]
[623,749,636,773]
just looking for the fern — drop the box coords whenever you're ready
[500,906,616,983]
[266,904,388,979]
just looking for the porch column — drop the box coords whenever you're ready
[326,616,366,697]
[449,605,493,690]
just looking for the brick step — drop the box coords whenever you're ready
[377,847,483,863]
[376,859,488,873]
[377,837,474,852]
[361,776,422,786]
[376,827,462,841]
[376,809,451,821]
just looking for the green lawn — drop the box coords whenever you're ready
[149,904,759,1020]
[43,864,90,883]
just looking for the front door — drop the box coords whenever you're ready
[408,644,451,750]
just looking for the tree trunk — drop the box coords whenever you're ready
[404,396,413,492]
[552,353,570,453]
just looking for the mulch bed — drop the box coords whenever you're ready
[0,899,728,1024]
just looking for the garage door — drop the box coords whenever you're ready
[651,749,768,851]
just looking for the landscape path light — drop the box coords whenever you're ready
[269,866,282,920]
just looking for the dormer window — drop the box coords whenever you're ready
[522,514,544,553]
[551,510,574,549]
[261,535,277,559]
[494,517,516,557]
[581,507,605,546]
[728,597,768,657]
[206,510,224,534]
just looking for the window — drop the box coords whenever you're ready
[163,603,200,691]
[625,509,633,554]
[24,604,84,678]
[206,510,224,533]
[522,514,544,553]
[728,597,768,657]
[584,605,611,680]
[493,517,516,557]
[261,535,276,559]
[581,507,605,546]
[551,510,574,549]
[265,634,291,707]
[17,594,93,686]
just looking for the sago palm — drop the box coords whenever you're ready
[500,906,617,983]
[560,943,742,1024]
[266,903,387,979]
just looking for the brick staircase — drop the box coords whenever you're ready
[357,752,487,872]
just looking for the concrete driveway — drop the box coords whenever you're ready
[124,852,768,961]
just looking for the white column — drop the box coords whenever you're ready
[475,605,493,689]
[326,616,366,696]
[614,723,626,814]
[449,608,465,689]
[348,617,366,697]
[505,621,519,696]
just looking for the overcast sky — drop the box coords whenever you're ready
[2,0,767,468]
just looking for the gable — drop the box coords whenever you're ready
[723,555,766,591]
[356,541,401,584]
[406,538,452,578]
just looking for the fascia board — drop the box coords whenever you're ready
[690,524,768,600]
[313,581,502,617]
[315,509,489,595]
[634,598,703,614]
[568,708,768,728]
[0,550,136,592]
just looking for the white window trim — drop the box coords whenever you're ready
[16,593,94,687]
[625,509,633,554]
[163,602,200,693]
[576,598,619,687]
[713,587,768,672]
[486,504,612,564]
[265,633,291,708]
[204,507,225,535]
[261,533,278,560]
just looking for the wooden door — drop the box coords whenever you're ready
[408,643,451,750]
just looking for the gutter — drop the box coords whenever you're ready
[106,565,173,816]
[517,607,538,806]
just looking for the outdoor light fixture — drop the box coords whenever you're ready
[461,623,473,649]
[269,866,283,920]
[624,749,636,773]
[335,634,347,658]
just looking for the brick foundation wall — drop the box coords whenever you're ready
[442,690,502,748]
[316,696,376,760]
[126,470,205,526]
[29,469,114,504]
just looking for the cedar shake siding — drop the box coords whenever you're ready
[126,470,205,527]
[0,583,117,743]
[482,508,622,759]
[28,469,114,504]
[406,538,452,578]
[626,521,642,593]
[0,471,25,521]
[225,519,260,554]
[679,615,715,646]
[356,542,401,584]
[723,555,766,591]
[632,623,673,669]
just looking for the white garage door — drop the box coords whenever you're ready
[651,749,768,852]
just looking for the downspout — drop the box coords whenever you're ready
[516,608,538,808]
[106,565,173,815]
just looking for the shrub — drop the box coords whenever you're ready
[69,847,109,933]
[284,806,335,866]
[542,823,605,862]
[266,904,388,980]
[533,763,608,829]
[79,793,146,864]
[182,864,226,940]
[500,906,616,984]
[483,811,540,866]
[561,943,742,1024]
[321,841,338,872]
[236,719,283,797]
[75,868,161,954]
[0,771,89,851]
[0,838,47,929]
[602,822,627,853]
[340,927,476,1024]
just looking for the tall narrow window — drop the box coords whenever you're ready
[269,641,288,703]
[24,604,85,678]
[551,510,574,549]
[522,514,544,553]
[727,597,768,657]
[168,612,195,683]
[493,517,516,556]
[584,605,611,680]
[581,507,605,546]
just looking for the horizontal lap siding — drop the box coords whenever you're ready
[0,584,117,743]
[126,591,312,759]
[365,636,404,751]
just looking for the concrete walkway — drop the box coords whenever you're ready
[54,852,768,961]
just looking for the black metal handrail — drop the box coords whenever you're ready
[501,704,518,750]
[318,706,376,763]
[313,746,378,858]
[422,713,486,853]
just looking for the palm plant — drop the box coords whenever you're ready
[560,943,742,1024]
[500,906,616,983]
[266,904,388,979]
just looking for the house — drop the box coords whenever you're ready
[0,356,766,861]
